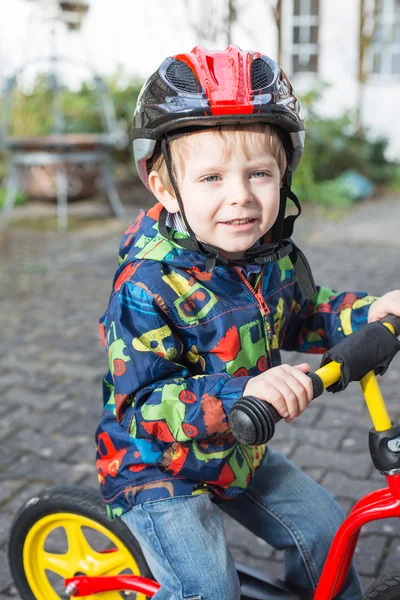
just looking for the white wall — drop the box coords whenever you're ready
[362,80,400,161]
[1,0,399,159]
[0,0,277,85]
[282,0,400,160]
[316,0,360,117]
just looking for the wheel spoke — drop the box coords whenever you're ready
[95,549,130,576]
[42,551,72,579]
[22,506,146,599]
[64,521,98,572]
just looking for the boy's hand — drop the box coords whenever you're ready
[368,290,400,323]
[242,363,313,423]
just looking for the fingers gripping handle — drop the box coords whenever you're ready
[228,372,324,445]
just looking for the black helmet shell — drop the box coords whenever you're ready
[132,45,305,189]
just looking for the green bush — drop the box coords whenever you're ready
[0,155,7,182]
[2,69,144,163]
[0,187,29,208]
[2,75,398,207]
[293,86,398,206]
[389,166,400,193]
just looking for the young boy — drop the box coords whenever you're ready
[96,46,400,600]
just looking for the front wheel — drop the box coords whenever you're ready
[8,485,152,600]
[364,570,400,600]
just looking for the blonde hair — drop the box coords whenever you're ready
[150,123,287,194]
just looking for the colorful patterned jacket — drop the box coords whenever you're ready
[95,203,376,518]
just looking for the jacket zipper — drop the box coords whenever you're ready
[234,268,274,366]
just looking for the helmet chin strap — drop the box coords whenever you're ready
[160,137,316,299]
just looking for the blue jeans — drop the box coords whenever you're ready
[121,448,362,600]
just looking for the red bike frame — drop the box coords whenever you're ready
[65,573,160,596]
[65,321,400,599]
[314,474,400,599]
[64,474,400,598]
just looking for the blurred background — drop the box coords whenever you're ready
[0,0,399,225]
[2,3,400,597]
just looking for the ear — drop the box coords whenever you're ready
[148,171,180,213]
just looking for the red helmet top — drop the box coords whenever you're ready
[133,45,305,189]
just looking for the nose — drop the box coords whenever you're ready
[227,176,253,206]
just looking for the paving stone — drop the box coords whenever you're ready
[335,496,354,515]
[0,509,15,549]
[339,430,371,453]
[2,389,66,413]
[0,481,23,506]
[300,467,326,483]
[2,483,49,551]
[222,513,275,560]
[0,408,28,441]
[61,410,102,438]
[0,449,23,473]
[0,547,13,594]
[273,420,345,451]
[7,482,51,513]
[353,535,389,576]
[76,469,99,489]
[19,410,78,435]
[65,440,97,464]
[267,439,298,457]
[320,472,381,503]
[290,444,372,478]
[287,403,323,426]
[312,390,366,414]
[1,195,400,594]
[231,553,284,583]
[380,537,400,573]
[6,431,90,462]
[360,517,400,538]
[315,407,373,432]
[361,575,379,594]
[0,455,87,486]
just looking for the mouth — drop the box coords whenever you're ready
[222,218,256,225]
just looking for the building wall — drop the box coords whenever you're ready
[1,0,399,159]
[362,79,400,160]
[282,0,400,160]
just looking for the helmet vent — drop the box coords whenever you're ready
[165,60,202,94]
[251,58,274,90]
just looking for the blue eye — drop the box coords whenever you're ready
[251,171,269,179]
[203,175,220,182]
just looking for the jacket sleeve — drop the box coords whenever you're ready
[281,282,378,353]
[104,280,251,443]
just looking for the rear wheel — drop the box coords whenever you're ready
[8,485,152,600]
[364,570,400,600]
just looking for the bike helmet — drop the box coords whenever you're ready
[132,45,315,298]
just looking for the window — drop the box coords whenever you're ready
[292,0,319,74]
[371,0,400,75]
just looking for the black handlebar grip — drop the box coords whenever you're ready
[381,314,400,337]
[307,370,325,398]
[228,396,280,445]
[228,371,325,445]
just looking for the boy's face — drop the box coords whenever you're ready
[151,129,282,259]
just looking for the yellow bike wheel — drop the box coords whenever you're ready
[9,485,153,600]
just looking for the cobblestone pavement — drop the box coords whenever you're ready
[1,196,400,598]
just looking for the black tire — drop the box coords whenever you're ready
[364,570,400,600]
[8,484,153,600]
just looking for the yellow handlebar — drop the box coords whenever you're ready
[360,371,391,431]
[314,361,342,389]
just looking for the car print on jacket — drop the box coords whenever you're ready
[96,203,377,518]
